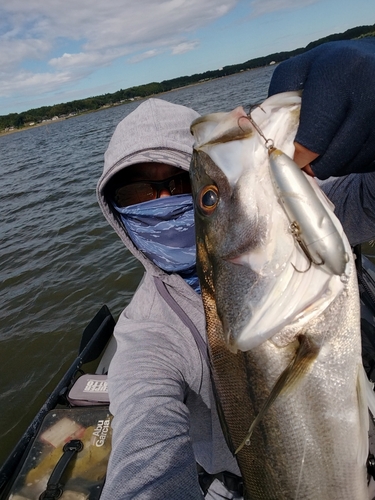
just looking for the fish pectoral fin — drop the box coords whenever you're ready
[357,363,373,465]
[235,334,319,454]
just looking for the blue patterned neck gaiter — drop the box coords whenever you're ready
[113,195,200,293]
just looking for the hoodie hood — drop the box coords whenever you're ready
[97,98,200,277]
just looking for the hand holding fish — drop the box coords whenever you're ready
[268,39,375,179]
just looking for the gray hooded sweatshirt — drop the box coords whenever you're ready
[97,98,241,500]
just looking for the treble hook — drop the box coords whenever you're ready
[289,221,324,273]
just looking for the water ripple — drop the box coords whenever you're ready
[0,67,276,465]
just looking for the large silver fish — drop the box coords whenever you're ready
[190,92,373,499]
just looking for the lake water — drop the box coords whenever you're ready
[0,66,277,465]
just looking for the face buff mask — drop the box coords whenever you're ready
[113,194,200,293]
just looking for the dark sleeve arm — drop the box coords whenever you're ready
[318,171,375,246]
[269,39,375,179]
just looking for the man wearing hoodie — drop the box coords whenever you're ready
[97,98,242,499]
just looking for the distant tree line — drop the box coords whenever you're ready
[1,23,374,132]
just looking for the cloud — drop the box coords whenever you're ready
[128,49,163,64]
[0,0,238,105]
[49,47,131,70]
[0,70,72,97]
[0,39,51,71]
[172,41,199,55]
[127,39,199,64]
[1,1,237,54]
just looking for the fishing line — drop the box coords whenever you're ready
[244,110,275,152]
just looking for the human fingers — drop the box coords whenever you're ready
[293,142,318,175]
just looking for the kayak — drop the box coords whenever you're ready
[0,305,116,500]
[1,248,375,499]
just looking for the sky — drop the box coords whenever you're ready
[1,0,374,116]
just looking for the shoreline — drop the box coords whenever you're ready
[0,117,66,137]
[0,69,260,138]
[0,109,99,137]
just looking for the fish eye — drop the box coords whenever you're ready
[198,185,219,214]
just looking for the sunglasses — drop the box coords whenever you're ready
[114,171,191,207]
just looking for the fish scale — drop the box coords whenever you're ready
[190,92,369,499]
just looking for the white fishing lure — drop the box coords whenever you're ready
[268,147,349,277]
